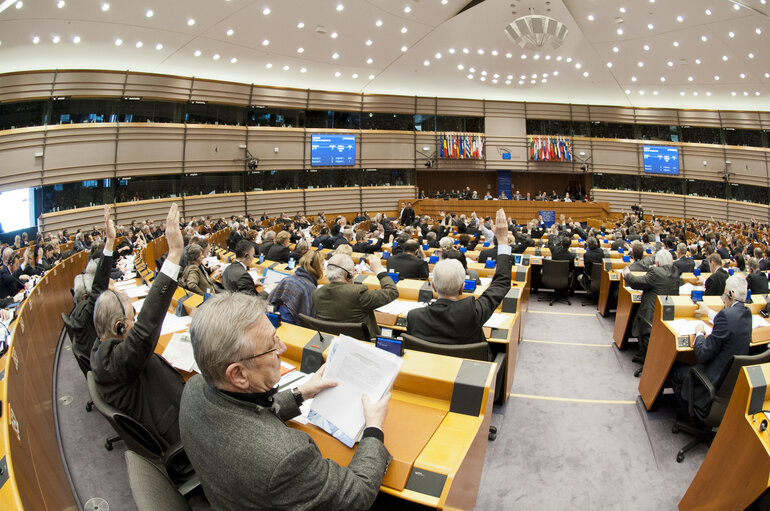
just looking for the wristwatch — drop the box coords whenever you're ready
[291,387,304,407]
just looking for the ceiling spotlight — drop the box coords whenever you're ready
[625,89,630,94]
[101,3,109,11]
[729,31,735,38]
[52,35,60,43]
[136,41,143,48]
[401,45,407,52]
[757,28,763,35]
[688,76,693,81]
[676,15,684,22]
[368,74,374,79]
[336,3,343,12]
[266,62,272,68]
[463,48,469,53]
[334,71,341,77]
[647,23,654,30]
[695,59,701,64]
[301,67,307,73]
[673,41,679,47]
[457,64,464,70]
[643,44,650,51]
[533,54,540,59]
[145,9,153,17]
[612,46,619,53]
[404,5,411,13]
[639,90,645,95]
[155,43,163,50]
[714,75,720,80]
[213,53,220,60]
[481,70,488,76]
[631,76,637,82]
[733,4,740,10]
[705,9,711,15]
[587,14,594,21]
[491,49,498,56]
[366,39,372,46]
[667,61,674,67]
[607,62,613,68]
[449,48,455,54]
[72,35,80,43]
[375,19,382,27]
[701,35,708,42]
[619,6,626,13]
[187,18,195,26]
[722,55,728,61]
[331,32,338,39]
[740,73,746,78]
[57,0,64,7]
[227,29,234,36]
[194,50,201,56]
[575,62,581,69]
[617,27,624,35]
[283,65,289,70]
[114,38,122,46]
[706,91,712,96]
[401,27,407,34]
[297,21,305,28]
[31,36,38,45]
[262,7,270,15]
[423,60,430,66]
[297,47,304,53]
[435,52,442,59]
[262,39,269,46]
[583,71,589,77]
[680,91,685,96]
[478,49,484,54]
[504,12,569,50]
[660,76,666,82]
[230,57,237,63]
[638,61,644,67]
[653,90,658,95]
[366,57,373,64]
[332,52,339,59]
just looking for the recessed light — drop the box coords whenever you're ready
[480,77,486,82]
[230,57,237,63]
[366,39,372,46]
[401,27,407,34]
[693,91,699,96]
[519,80,524,84]
[531,73,537,79]
[706,91,712,96]
[57,0,64,8]
[187,18,195,26]
[462,48,469,54]
[442,0,447,4]
[491,49,498,56]
[458,64,464,70]
[351,73,358,78]
[732,91,737,96]
[135,41,143,48]
[72,35,80,43]
[227,29,234,36]
[660,77,665,82]
[638,61,644,67]
[680,91,686,96]
[505,80,511,84]
[404,5,411,13]
[653,90,659,95]
[423,60,430,66]
[332,52,339,59]
[213,53,220,60]
[744,91,749,96]
[607,62,613,68]
[667,61,674,67]
[705,9,711,15]
[545,55,551,60]
[469,74,475,80]
[733,3,740,10]
[114,38,122,46]
[469,67,476,73]
[643,45,650,51]
[297,21,304,29]
[583,71,589,77]
[701,35,708,42]
[449,48,455,54]
[625,89,631,94]
[566,57,572,62]
[507,74,513,79]
[676,15,684,22]
[477,49,484,54]
[401,45,407,52]
[639,90,645,95]
[262,39,270,46]
[533,54,540,60]
[366,57,373,64]
[266,62,272,68]
[145,9,153,17]
[631,76,637,82]
[673,41,679,47]
[612,46,619,53]
[756,91,761,96]
[262,7,270,15]
[714,75,720,80]
[647,23,654,30]
[695,59,701,64]
[749,53,755,59]
[553,71,559,76]
[283,65,289,70]
[481,70,488,76]
[521,54,527,59]
[688,76,693,81]
[575,62,581,69]
[619,6,626,13]
[336,3,343,12]
[155,43,163,50]
[368,74,374,79]
[301,67,307,73]
[376,19,382,27]
[335,71,341,77]
[766,72,770,78]
[556,56,562,61]
[757,28,763,35]
[587,14,594,21]
[194,50,201,56]
[52,35,60,43]
[722,55,728,61]
[101,3,109,11]
[435,52,442,59]
[617,27,624,35]
[729,31,735,38]
[740,73,746,78]
[331,32,338,39]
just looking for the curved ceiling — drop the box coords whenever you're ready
[0,0,769,110]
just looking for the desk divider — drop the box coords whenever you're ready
[747,366,767,415]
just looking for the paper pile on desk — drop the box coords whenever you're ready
[668,319,712,336]
[483,313,508,328]
[160,313,192,336]
[161,332,200,373]
[308,335,402,447]
[752,316,770,329]
[376,300,427,316]
[678,283,704,296]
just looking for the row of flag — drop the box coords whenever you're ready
[439,132,484,160]
[528,136,573,162]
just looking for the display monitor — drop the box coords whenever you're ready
[642,145,679,175]
[310,134,356,166]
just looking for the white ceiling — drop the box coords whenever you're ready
[1,0,769,110]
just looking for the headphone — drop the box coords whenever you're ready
[327,263,353,281]
[107,289,129,336]
[727,290,745,304]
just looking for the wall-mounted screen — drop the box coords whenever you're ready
[642,145,679,175]
[0,188,35,232]
[311,134,356,166]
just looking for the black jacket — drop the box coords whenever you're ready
[747,270,769,295]
[705,268,729,296]
[386,253,429,280]
[266,244,290,264]
[624,265,681,338]
[352,237,383,254]
[582,247,605,276]
[312,235,335,250]
[222,261,257,296]
[0,265,24,299]
[673,257,695,274]
[477,246,497,265]
[258,241,274,258]
[70,252,113,361]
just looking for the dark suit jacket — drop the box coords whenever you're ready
[90,271,185,449]
[70,252,113,359]
[698,258,710,275]
[352,237,383,254]
[312,235,335,250]
[0,265,24,299]
[332,237,350,250]
[222,261,257,296]
[747,270,769,295]
[673,257,695,274]
[386,253,429,280]
[477,246,497,265]
[705,268,729,296]
[258,241,274,258]
[266,244,290,264]
[716,247,731,260]
[624,265,681,338]
[400,207,415,226]
[406,253,512,348]
[582,247,605,276]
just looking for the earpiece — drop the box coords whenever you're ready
[327,263,353,280]
[107,289,129,336]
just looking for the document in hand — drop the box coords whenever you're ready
[307,335,403,447]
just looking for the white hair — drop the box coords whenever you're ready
[654,249,673,267]
[432,259,465,296]
[439,237,454,251]
[326,254,354,283]
[725,274,748,302]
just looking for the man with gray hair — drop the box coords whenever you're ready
[259,230,276,258]
[313,254,398,338]
[406,208,511,350]
[90,203,186,449]
[746,257,769,295]
[332,226,354,250]
[669,274,751,416]
[179,292,391,510]
[673,242,695,274]
[623,248,681,369]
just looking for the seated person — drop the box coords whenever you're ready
[258,230,276,258]
[386,240,429,280]
[180,293,391,510]
[352,227,384,254]
[407,209,511,350]
[0,248,28,299]
[333,227,354,250]
[579,236,604,293]
[223,240,257,296]
[289,240,309,262]
[90,203,186,449]
[669,275,751,417]
[267,251,325,325]
[548,234,576,275]
[312,226,335,249]
[704,253,729,296]
[746,257,769,295]
[477,234,504,264]
[313,254,398,337]
[20,247,44,277]
[628,241,652,272]
[673,243,695,274]
[181,244,220,295]
[266,231,291,263]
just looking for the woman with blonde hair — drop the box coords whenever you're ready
[266,250,324,325]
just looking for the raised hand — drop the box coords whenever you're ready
[165,203,184,264]
[493,208,509,246]
[104,204,116,250]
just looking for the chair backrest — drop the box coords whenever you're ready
[589,262,602,293]
[402,334,489,361]
[86,372,164,459]
[125,451,192,511]
[706,349,770,424]
[297,314,371,341]
[60,312,76,340]
[541,259,570,290]
[63,312,92,376]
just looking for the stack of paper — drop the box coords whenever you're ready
[161,332,199,373]
[376,299,427,316]
[160,313,192,336]
[668,319,712,336]
[752,315,770,330]
[483,313,508,328]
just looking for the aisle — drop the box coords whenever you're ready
[474,298,707,510]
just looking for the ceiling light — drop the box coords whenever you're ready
[714,75,720,80]
[114,38,122,45]
[587,14,594,21]
[449,48,455,54]
[51,35,60,43]
[457,64,464,70]
[733,3,740,10]
[145,9,153,17]
[401,27,407,34]
[533,54,540,60]
[187,18,195,26]
[101,3,109,11]
[625,89,630,94]
[521,54,527,59]
[740,73,746,78]
[423,60,430,66]
[375,19,382,27]
[336,3,343,12]
[366,39,372,46]
[647,23,654,30]
[667,61,673,67]
[491,49,498,56]
[297,22,305,28]
[531,73,537,78]
[606,62,613,68]
[506,80,511,84]
[262,39,269,46]
[442,0,448,4]
[660,76,665,82]
[507,74,513,79]
[57,0,64,7]
[680,91,685,96]
[469,74,476,80]
[688,76,693,81]
[639,90,645,95]
[463,48,469,53]
[266,62,272,68]
[617,27,624,35]
[676,15,684,22]
[693,91,699,96]
[230,57,237,63]
[744,91,749,96]
[72,35,80,43]
[612,46,619,53]
[706,91,712,96]
[262,7,270,15]
[643,44,650,51]
[135,41,143,48]
[673,41,679,47]
[368,74,374,79]
[470,67,476,73]
[749,53,755,59]
[756,91,761,96]
[722,55,728,61]
[575,62,581,69]
[194,50,201,56]
[566,57,572,62]
[631,76,637,82]
[583,72,589,77]
[332,52,339,59]
[653,91,658,95]
[757,28,763,35]
[556,56,562,60]
[297,47,304,53]
[331,32,338,38]
[404,5,411,13]
[334,71,341,77]
[155,43,163,50]
[545,54,551,60]
[300,67,307,73]
[435,52,442,59]
[519,80,524,84]
[705,9,711,15]
[401,45,407,52]
[283,65,289,70]
[619,7,626,13]
[766,73,770,78]
[366,57,373,64]
[481,70,488,76]
[553,71,559,76]
[729,31,735,38]
[478,49,484,54]
[732,91,737,95]
[701,35,708,42]
[213,53,220,60]
[541,78,546,83]
[638,61,644,67]
[695,59,701,64]
[480,77,486,81]
[504,12,569,50]
[227,29,234,36]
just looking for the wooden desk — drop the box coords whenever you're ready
[597,260,629,317]
[412,199,610,223]
[612,273,644,349]
[679,363,770,510]
[638,295,770,410]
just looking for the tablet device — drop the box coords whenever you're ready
[463,279,477,291]
[485,259,496,268]
[691,290,703,303]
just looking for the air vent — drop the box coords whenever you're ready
[315,25,327,34]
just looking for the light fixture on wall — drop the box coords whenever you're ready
[504,8,568,51]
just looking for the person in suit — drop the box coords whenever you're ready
[313,254,398,337]
[477,235,498,265]
[312,226,335,250]
[548,234,576,282]
[669,275,752,416]
[579,236,605,294]
[222,240,258,296]
[698,244,715,275]
[407,209,511,350]
[332,227,354,250]
[623,250,681,367]
[760,248,770,271]
[227,223,243,251]
[90,203,186,449]
[704,253,729,296]
[351,227,384,254]
[258,230,276,258]
[179,292,391,510]
[716,240,731,261]
[673,243,695,274]
[628,241,652,272]
[266,231,291,263]
[0,249,28,300]
[399,202,415,227]
[746,257,769,295]
[386,240,429,280]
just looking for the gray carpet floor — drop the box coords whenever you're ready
[54,293,706,510]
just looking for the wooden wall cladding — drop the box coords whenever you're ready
[40,204,105,234]
[189,79,252,106]
[184,193,246,220]
[3,251,87,511]
[116,124,186,177]
[246,189,305,217]
[115,198,177,227]
[362,186,415,212]
[249,127,306,170]
[590,139,641,175]
[306,187,360,215]
[591,189,640,215]
[124,73,192,102]
[359,131,415,168]
[361,94,416,114]
[42,125,117,184]
[184,125,247,173]
[0,128,44,190]
[51,71,126,98]
[0,71,58,102]
[308,90,361,112]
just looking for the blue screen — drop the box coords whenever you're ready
[311,134,356,166]
[643,145,679,175]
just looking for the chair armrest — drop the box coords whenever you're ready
[686,366,715,417]
[176,473,201,497]
[163,441,194,484]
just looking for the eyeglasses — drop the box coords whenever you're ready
[234,336,282,364]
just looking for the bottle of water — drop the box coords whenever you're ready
[288,257,295,270]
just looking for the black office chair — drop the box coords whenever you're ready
[538,259,571,306]
[125,451,199,510]
[297,313,372,342]
[580,263,603,306]
[61,312,97,412]
[672,349,770,462]
[87,372,193,484]
[402,333,505,439]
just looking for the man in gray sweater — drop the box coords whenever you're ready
[179,292,392,510]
